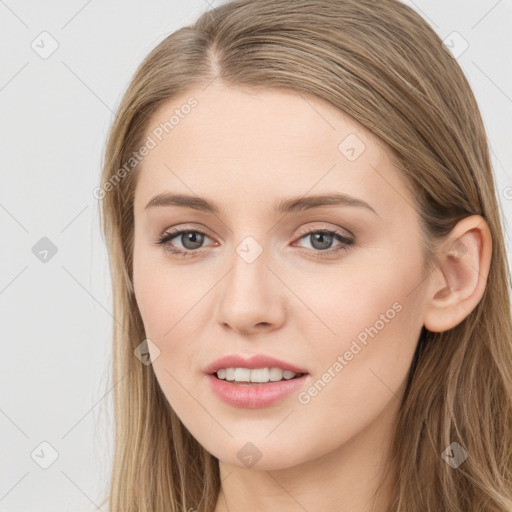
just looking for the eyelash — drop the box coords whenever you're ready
[155,226,354,259]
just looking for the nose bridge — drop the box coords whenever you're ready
[225,234,271,304]
[214,233,285,332]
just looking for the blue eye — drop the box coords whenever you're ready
[294,229,353,255]
[155,227,354,258]
[156,229,212,257]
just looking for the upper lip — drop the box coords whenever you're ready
[205,354,309,375]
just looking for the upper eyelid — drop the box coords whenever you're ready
[162,221,352,238]
[164,227,346,237]
[295,224,353,239]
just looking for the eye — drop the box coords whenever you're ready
[156,227,214,257]
[293,228,354,257]
[155,226,354,258]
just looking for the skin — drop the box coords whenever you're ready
[131,82,492,512]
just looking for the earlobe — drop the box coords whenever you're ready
[423,215,492,333]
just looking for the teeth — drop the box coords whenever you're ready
[215,367,300,383]
[235,367,251,382]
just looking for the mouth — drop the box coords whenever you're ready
[206,370,309,408]
[211,367,308,385]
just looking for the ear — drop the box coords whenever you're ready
[423,215,492,333]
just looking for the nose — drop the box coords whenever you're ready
[214,245,286,335]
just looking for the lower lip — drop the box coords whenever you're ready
[206,374,309,409]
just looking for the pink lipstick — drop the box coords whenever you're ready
[204,354,309,409]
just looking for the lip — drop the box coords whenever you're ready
[204,354,309,375]
[206,373,309,409]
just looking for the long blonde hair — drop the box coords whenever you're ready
[98,0,512,510]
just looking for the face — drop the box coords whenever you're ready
[132,82,429,470]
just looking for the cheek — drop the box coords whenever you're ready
[132,248,218,411]
[132,254,209,412]
[133,241,209,340]
[293,251,424,423]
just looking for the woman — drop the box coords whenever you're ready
[98,0,512,510]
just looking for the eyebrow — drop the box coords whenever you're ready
[144,192,378,216]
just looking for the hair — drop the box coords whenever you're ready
[97,0,512,510]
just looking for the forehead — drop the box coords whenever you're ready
[133,83,413,219]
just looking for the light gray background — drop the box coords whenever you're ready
[1,1,511,511]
